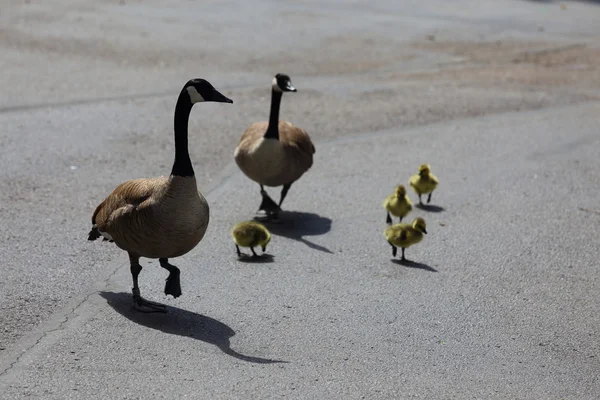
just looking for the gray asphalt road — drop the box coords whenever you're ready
[1,0,599,398]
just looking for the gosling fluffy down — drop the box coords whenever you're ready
[409,164,439,205]
[231,221,272,257]
[383,184,413,224]
[383,217,427,261]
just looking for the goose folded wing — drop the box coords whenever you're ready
[92,179,162,230]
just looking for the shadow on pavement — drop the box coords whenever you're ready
[415,204,445,213]
[258,211,333,253]
[392,259,438,272]
[99,291,287,364]
[236,253,275,263]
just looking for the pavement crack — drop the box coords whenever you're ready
[0,263,122,378]
[578,207,600,216]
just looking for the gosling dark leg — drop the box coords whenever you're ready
[159,258,182,298]
[386,211,392,225]
[250,247,258,257]
[128,252,166,313]
[427,191,433,204]
[236,245,242,257]
[279,183,292,208]
[418,194,423,205]
[388,241,397,257]
[399,216,403,223]
[401,248,406,261]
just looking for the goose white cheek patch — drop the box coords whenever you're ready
[186,86,205,103]
[272,77,283,92]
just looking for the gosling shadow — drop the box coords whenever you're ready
[99,291,286,364]
[236,253,275,264]
[416,204,445,213]
[392,259,438,272]
[257,211,333,254]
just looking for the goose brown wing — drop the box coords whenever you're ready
[91,177,167,234]
[280,122,315,171]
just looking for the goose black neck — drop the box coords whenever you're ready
[264,89,282,140]
[171,94,195,177]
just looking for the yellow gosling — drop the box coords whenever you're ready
[409,164,439,205]
[231,221,272,257]
[383,217,427,261]
[383,184,413,224]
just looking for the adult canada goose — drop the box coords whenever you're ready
[88,78,233,312]
[234,73,315,219]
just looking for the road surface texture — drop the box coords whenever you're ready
[1,0,599,398]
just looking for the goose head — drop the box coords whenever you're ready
[412,217,427,234]
[261,233,272,252]
[272,73,297,93]
[183,79,234,104]
[418,163,431,176]
[395,185,407,197]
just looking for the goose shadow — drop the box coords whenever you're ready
[415,204,445,213]
[392,259,438,272]
[99,291,286,364]
[236,253,275,264]
[257,211,333,254]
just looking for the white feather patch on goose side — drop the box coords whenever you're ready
[100,231,114,241]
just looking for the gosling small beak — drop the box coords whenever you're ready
[423,229,428,234]
[262,246,267,252]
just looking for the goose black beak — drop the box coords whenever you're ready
[214,91,234,104]
[285,85,297,92]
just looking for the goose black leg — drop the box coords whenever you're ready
[128,252,167,313]
[160,258,182,298]
[257,185,281,219]
[386,211,392,225]
[427,191,433,204]
[401,248,406,261]
[279,183,292,207]
[388,241,397,257]
[236,245,242,257]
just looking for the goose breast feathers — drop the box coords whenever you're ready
[92,176,209,258]
[234,121,315,187]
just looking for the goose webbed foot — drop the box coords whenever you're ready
[256,189,281,220]
[132,289,167,313]
[160,258,182,298]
